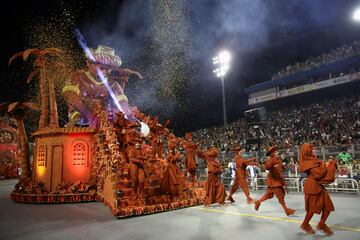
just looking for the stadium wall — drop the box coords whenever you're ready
[248,72,360,105]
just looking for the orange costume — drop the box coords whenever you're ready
[183,132,198,181]
[127,140,146,196]
[148,118,164,159]
[160,149,186,198]
[204,148,226,206]
[299,143,337,236]
[254,146,295,216]
[227,147,257,204]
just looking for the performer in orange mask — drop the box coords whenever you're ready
[254,146,296,216]
[299,143,337,236]
[227,146,258,204]
[183,132,200,182]
[204,147,226,207]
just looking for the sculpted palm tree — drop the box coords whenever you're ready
[9,48,63,129]
[0,102,39,179]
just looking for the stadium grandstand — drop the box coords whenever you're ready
[191,42,360,193]
[245,40,360,107]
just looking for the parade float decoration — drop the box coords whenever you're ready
[5,31,206,217]
[0,117,19,179]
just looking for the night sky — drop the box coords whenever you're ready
[1,0,360,134]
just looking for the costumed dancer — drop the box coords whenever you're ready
[183,132,200,182]
[227,147,258,204]
[299,143,337,236]
[254,146,296,216]
[148,117,164,159]
[127,137,146,196]
[160,139,187,200]
[204,147,226,207]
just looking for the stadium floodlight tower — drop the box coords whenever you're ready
[213,50,231,127]
[353,7,360,21]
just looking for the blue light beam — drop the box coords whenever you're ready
[75,28,125,113]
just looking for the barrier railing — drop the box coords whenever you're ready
[221,176,258,190]
[255,177,266,190]
[300,178,359,195]
[222,176,300,192]
[221,176,232,188]
[203,173,359,196]
[256,177,301,192]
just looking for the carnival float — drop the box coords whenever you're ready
[2,34,207,217]
[0,117,19,179]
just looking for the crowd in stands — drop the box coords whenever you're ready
[192,95,360,152]
[191,119,247,153]
[266,96,360,147]
[272,40,360,80]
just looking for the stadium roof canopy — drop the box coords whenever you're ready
[244,54,360,94]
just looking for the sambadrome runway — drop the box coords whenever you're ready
[1,180,359,240]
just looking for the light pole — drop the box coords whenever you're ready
[213,50,231,127]
[353,7,360,21]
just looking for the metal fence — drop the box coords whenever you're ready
[300,178,359,195]
[216,144,360,164]
[195,144,360,195]
[219,176,359,195]
[255,177,301,192]
[197,169,359,195]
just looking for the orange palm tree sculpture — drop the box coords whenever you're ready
[0,102,39,179]
[9,48,63,129]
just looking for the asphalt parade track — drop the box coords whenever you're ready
[1,179,359,240]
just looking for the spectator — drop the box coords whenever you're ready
[337,160,349,178]
[288,156,298,177]
[351,160,360,181]
[193,95,360,151]
[272,40,360,80]
[337,149,353,164]
[246,164,259,191]
[228,159,236,187]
